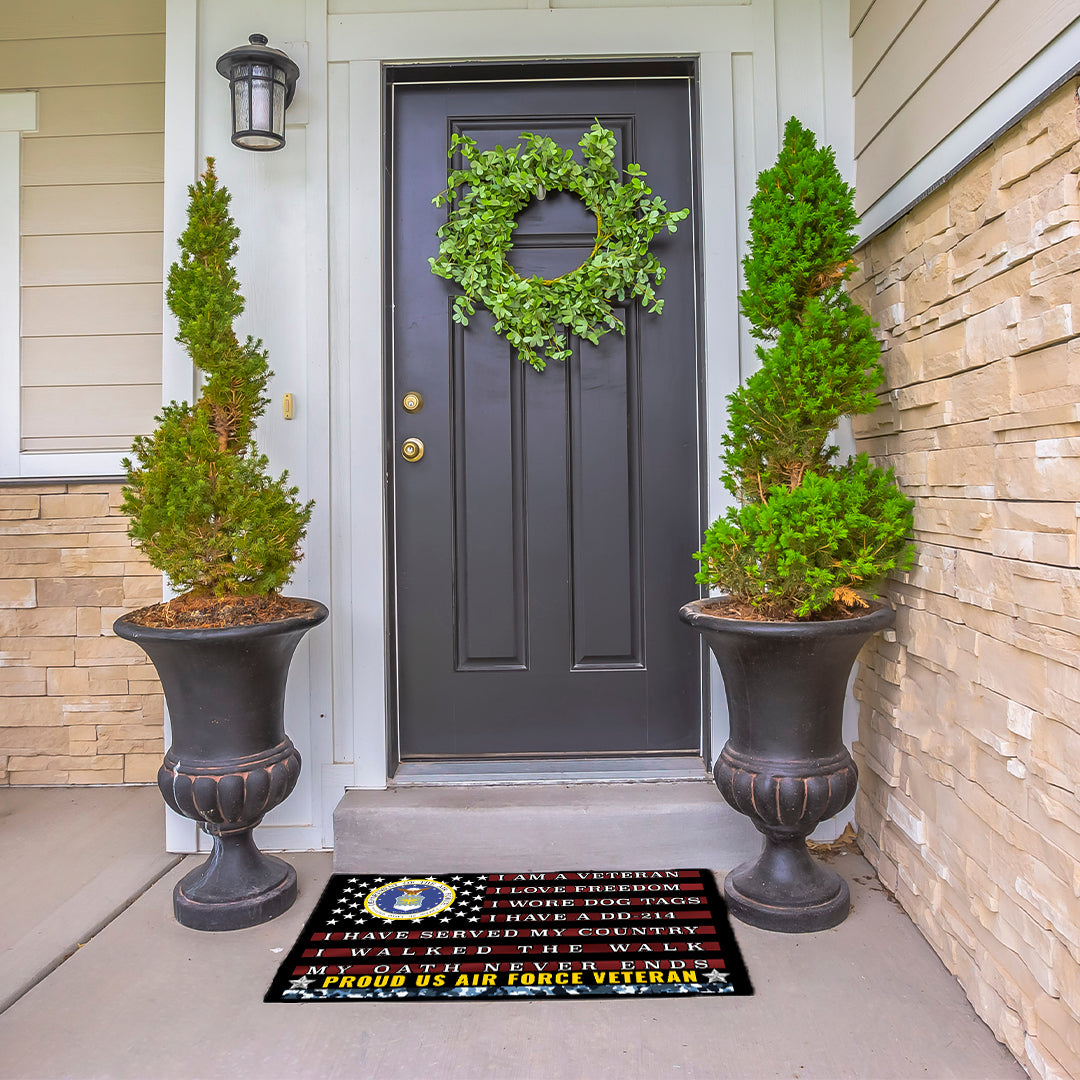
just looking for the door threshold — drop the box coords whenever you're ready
[391,755,711,786]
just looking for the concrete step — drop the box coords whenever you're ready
[333,780,762,873]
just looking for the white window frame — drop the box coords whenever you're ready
[0,91,58,480]
[0,89,137,479]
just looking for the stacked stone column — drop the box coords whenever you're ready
[852,80,1080,1080]
[0,482,163,784]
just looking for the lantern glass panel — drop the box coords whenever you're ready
[251,75,273,136]
[273,81,285,137]
[232,76,250,134]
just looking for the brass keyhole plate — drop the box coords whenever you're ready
[402,391,424,413]
[401,437,425,462]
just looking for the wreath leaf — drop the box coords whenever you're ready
[430,123,689,372]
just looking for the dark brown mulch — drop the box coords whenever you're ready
[124,593,316,630]
[699,596,869,623]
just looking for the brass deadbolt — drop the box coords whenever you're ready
[402,391,424,413]
[401,437,425,462]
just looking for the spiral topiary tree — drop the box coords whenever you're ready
[694,117,914,619]
[121,158,312,602]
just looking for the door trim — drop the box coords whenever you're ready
[329,10,773,790]
[383,59,709,778]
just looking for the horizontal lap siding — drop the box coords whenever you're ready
[21,336,161,387]
[21,233,163,288]
[849,0,874,33]
[851,0,1080,213]
[0,1,164,40]
[2,6,165,455]
[0,34,164,89]
[21,184,164,235]
[850,0,923,92]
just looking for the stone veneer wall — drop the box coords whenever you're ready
[0,481,163,784]
[850,81,1080,1080]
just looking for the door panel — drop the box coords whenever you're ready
[390,74,701,759]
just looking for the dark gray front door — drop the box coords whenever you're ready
[390,69,702,760]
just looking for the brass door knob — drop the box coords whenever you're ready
[401,437,425,462]
[402,391,424,413]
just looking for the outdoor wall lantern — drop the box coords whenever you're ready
[216,34,299,151]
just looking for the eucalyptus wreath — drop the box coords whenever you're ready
[429,121,689,371]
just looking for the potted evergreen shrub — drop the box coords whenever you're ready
[114,159,326,931]
[680,118,914,933]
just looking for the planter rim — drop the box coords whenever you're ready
[113,597,328,644]
[679,595,894,638]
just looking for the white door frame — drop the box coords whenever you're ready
[327,4,780,791]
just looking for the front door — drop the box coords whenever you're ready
[389,66,702,761]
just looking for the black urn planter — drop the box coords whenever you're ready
[679,598,893,933]
[114,600,328,931]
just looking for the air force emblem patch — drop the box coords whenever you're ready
[363,878,456,920]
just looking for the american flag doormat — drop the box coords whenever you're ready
[265,869,753,1000]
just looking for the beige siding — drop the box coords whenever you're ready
[21,234,162,287]
[21,386,162,451]
[21,336,161,387]
[854,0,995,150]
[0,0,163,40]
[852,0,1080,212]
[849,0,874,33]
[21,134,164,187]
[3,1,165,457]
[851,0,923,91]
[33,85,165,138]
[21,184,164,235]
[22,285,163,338]
[0,35,165,91]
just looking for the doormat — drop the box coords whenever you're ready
[265,869,753,1001]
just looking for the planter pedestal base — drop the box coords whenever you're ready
[723,835,850,933]
[712,742,859,933]
[173,829,298,932]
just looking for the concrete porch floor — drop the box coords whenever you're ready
[0,787,1023,1080]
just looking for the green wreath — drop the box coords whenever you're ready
[429,121,689,372]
